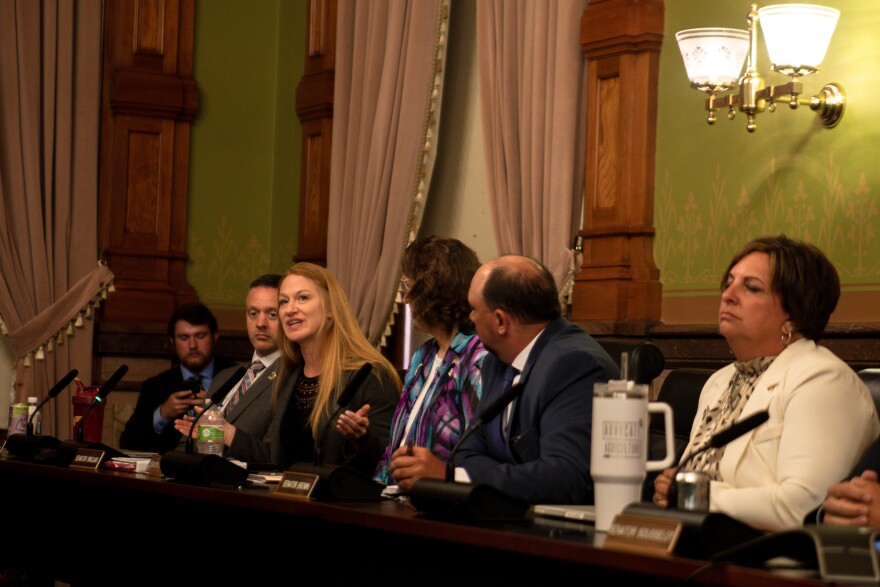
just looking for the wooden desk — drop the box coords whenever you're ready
[0,457,828,586]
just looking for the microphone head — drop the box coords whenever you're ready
[48,369,79,398]
[98,364,129,400]
[479,382,525,423]
[336,363,373,408]
[709,410,769,449]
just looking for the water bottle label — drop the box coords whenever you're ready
[198,424,224,441]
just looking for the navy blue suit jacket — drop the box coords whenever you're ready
[455,317,619,504]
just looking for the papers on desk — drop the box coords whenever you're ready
[104,457,151,473]
[248,472,283,483]
[119,450,157,459]
[382,484,404,498]
[532,504,596,523]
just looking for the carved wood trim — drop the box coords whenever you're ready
[574,0,664,333]
[295,0,337,266]
[588,322,880,373]
[98,0,199,323]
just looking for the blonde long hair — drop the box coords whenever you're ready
[273,262,401,437]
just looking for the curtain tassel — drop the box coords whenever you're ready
[75,313,84,328]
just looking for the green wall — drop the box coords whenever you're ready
[656,1,880,308]
[188,0,305,310]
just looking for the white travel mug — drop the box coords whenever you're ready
[591,380,675,532]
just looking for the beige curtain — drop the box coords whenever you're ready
[327,0,449,346]
[476,0,588,292]
[0,0,106,436]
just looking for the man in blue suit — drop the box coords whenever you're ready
[455,255,619,504]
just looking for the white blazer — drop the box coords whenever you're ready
[683,338,880,531]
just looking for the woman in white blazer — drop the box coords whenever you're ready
[653,235,880,531]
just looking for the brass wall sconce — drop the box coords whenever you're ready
[676,3,844,132]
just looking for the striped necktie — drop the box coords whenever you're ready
[224,359,265,416]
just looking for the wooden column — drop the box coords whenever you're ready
[97,0,200,323]
[295,0,337,266]
[573,0,664,334]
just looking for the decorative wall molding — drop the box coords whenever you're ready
[574,0,664,333]
[98,0,199,323]
[295,0,337,266]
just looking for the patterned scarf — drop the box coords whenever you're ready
[689,356,775,480]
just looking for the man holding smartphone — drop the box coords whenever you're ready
[120,302,235,453]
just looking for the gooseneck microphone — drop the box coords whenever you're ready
[210,366,249,405]
[314,363,373,466]
[75,364,128,443]
[444,382,525,482]
[27,368,78,436]
[185,366,247,454]
[407,380,531,522]
[666,410,770,509]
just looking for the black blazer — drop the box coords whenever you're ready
[119,357,236,454]
[229,364,400,472]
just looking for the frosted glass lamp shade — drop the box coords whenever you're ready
[758,4,839,76]
[675,28,750,93]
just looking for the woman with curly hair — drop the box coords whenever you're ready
[355,236,486,490]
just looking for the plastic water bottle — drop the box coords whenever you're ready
[197,401,225,455]
[27,396,41,435]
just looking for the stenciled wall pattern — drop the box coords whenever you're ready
[187,214,297,304]
[655,0,880,322]
[186,0,304,311]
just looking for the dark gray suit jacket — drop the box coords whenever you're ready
[213,360,279,462]
[228,364,400,472]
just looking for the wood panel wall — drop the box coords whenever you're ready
[97,0,199,323]
[89,0,880,392]
[295,0,337,266]
[573,0,664,335]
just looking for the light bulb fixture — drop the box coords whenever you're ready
[675,3,845,132]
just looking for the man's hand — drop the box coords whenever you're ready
[822,470,880,529]
[160,389,205,420]
[388,446,446,490]
[173,405,204,439]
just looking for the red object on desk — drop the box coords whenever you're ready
[71,379,104,443]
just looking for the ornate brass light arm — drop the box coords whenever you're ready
[678,3,844,132]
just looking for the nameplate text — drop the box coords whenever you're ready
[603,514,682,556]
[69,448,105,471]
[274,471,318,500]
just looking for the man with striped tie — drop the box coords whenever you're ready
[175,274,281,463]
